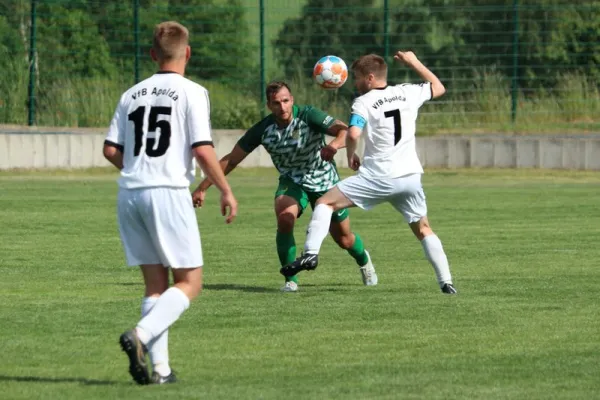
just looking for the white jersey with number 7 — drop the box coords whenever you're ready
[350,82,432,179]
[105,71,213,189]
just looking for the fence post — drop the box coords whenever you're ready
[511,0,519,124]
[383,0,389,59]
[259,0,266,117]
[133,0,140,84]
[27,0,37,126]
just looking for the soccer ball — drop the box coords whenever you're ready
[313,55,348,89]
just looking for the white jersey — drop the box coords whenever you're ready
[350,82,432,178]
[105,72,212,189]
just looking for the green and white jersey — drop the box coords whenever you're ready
[238,105,340,192]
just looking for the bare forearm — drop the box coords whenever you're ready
[346,135,358,158]
[328,132,347,150]
[409,60,445,98]
[198,156,237,191]
[196,151,233,195]
[326,121,348,150]
[103,147,123,170]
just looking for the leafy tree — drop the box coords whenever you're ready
[274,0,600,93]
[274,0,383,79]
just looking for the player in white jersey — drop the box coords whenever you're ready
[103,21,238,385]
[281,51,457,294]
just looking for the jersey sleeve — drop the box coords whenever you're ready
[237,121,265,153]
[305,106,336,133]
[187,86,213,148]
[401,82,433,109]
[349,99,368,128]
[104,96,126,151]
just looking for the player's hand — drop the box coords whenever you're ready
[192,187,206,208]
[320,145,338,162]
[394,51,419,67]
[348,154,361,171]
[220,191,238,224]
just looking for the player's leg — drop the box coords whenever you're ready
[391,174,456,294]
[139,265,170,381]
[307,189,371,277]
[328,214,378,286]
[121,187,204,385]
[274,178,309,292]
[117,188,163,385]
[409,217,456,294]
[303,173,386,257]
[133,266,200,384]
[280,185,355,277]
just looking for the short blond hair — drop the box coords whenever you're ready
[351,54,388,80]
[152,21,189,62]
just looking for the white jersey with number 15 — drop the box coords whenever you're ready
[105,72,212,189]
[350,82,432,179]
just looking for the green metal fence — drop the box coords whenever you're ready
[1,0,599,133]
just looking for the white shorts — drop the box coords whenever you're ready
[117,187,203,268]
[337,173,427,223]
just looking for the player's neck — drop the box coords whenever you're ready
[275,117,292,128]
[157,62,186,76]
[371,81,388,90]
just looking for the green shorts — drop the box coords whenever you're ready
[274,176,349,222]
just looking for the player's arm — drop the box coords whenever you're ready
[193,144,238,223]
[394,51,445,99]
[324,119,348,150]
[195,144,249,191]
[192,121,261,207]
[306,107,347,162]
[103,98,126,170]
[346,113,365,171]
[103,142,123,170]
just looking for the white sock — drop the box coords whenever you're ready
[304,204,334,254]
[136,287,190,345]
[421,234,453,286]
[141,296,157,317]
[141,297,171,377]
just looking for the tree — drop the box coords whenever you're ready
[274,0,600,94]
[274,0,383,81]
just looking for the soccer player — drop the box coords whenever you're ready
[191,81,377,292]
[103,21,238,385]
[281,51,457,294]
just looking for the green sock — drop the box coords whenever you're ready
[276,231,298,284]
[347,233,369,266]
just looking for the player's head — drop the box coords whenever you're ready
[266,81,294,126]
[351,54,388,94]
[151,21,191,66]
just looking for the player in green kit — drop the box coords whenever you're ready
[192,81,377,292]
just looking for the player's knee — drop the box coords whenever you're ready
[315,197,330,207]
[144,281,169,297]
[277,212,296,232]
[410,219,433,241]
[335,233,354,250]
[187,282,203,300]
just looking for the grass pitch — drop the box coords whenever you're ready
[1,168,599,399]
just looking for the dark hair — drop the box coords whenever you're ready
[351,54,388,79]
[265,81,292,102]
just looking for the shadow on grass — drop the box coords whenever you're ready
[0,375,119,386]
[204,283,278,293]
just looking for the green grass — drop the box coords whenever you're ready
[1,168,599,399]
